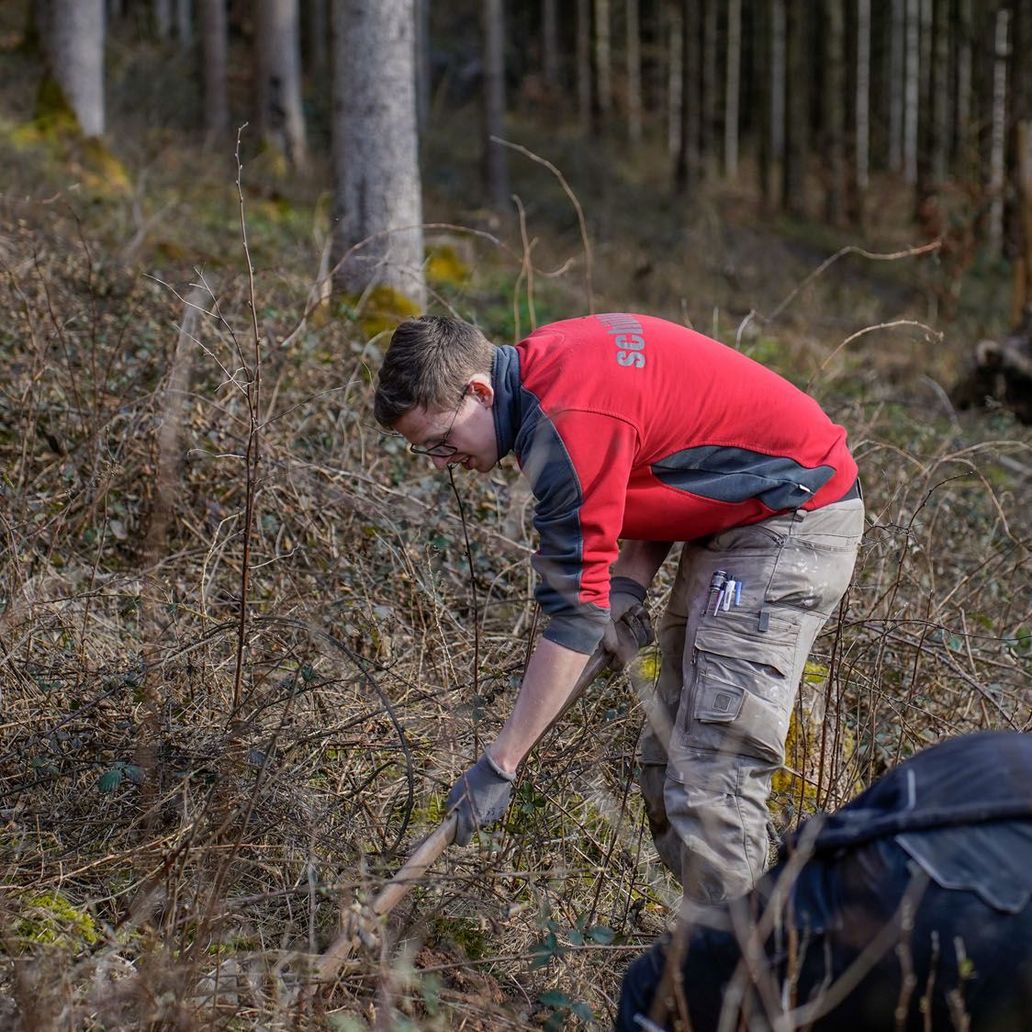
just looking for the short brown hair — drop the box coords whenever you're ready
[374,316,496,426]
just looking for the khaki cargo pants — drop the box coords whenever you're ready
[638,496,864,904]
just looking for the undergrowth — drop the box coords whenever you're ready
[1,41,1030,1032]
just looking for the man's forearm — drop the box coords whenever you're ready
[612,539,674,588]
[488,638,591,775]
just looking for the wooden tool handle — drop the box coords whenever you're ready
[372,812,457,917]
[315,813,458,981]
[315,644,612,986]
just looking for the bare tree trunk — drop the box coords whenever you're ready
[888,0,904,172]
[929,0,949,187]
[414,0,430,129]
[176,0,192,46]
[784,0,808,216]
[255,0,307,171]
[1015,121,1032,320]
[989,7,1010,255]
[824,0,846,225]
[675,0,700,195]
[701,0,716,178]
[903,0,919,185]
[955,0,973,179]
[483,0,509,211]
[594,0,611,116]
[307,0,329,78]
[331,0,425,307]
[724,0,741,179]
[667,0,683,159]
[543,0,559,89]
[577,0,592,133]
[201,0,228,142]
[42,0,106,137]
[915,0,932,195]
[769,0,785,207]
[154,0,172,38]
[1014,0,1032,129]
[626,0,642,144]
[856,0,870,198]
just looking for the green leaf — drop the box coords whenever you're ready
[98,767,124,793]
[123,764,145,785]
[538,990,571,1009]
[571,1001,594,1022]
[530,932,561,969]
[588,925,616,945]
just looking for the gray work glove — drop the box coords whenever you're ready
[446,752,516,846]
[602,576,654,671]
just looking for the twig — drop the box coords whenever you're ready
[491,136,594,314]
[447,466,481,754]
[231,124,263,714]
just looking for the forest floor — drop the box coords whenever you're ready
[1,18,1030,1032]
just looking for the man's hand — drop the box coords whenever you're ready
[602,576,654,670]
[446,753,516,846]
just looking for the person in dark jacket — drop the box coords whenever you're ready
[616,730,1032,1031]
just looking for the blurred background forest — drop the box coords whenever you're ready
[0,1,1030,1029]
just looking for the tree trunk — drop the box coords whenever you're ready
[201,0,228,142]
[675,0,700,195]
[902,0,919,185]
[724,0,741,180]
[594,0,611,117]
[888,0,904,172]
[855,0,870,199]
[928,0,949,187]
[543,0,559,89]
[989,7,1010,256]
[483,0,510,211]
[954,0,973,180]
[626,0,642,145]
[1013,0,1032,128]
[915,0,932,195]
[1015,120,1032,321]
[414,0,430,130]
[768,0,786,208]
[667,0,683,159]
[331,0,425,307]
[176,0,192,46]
[823,0,846,225]
[701,0,716,178]
[41,0,106,137]
[154,0,172,38]
[255,0,307,171]
[784,0,808,216]
[577,0,592,133]
[307,0,329,78]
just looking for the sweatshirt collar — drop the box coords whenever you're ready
[491,345,522,459]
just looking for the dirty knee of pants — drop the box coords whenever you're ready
[663,752,771,904]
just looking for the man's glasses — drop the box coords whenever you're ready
[408,388,468,458]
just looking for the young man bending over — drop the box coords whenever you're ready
[374,313,863,905]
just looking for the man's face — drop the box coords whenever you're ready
[394,375,499,474]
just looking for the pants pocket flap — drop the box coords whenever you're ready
[694,610,798,677]
[695,681,745,723]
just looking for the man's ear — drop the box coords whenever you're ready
[468,374,494,407]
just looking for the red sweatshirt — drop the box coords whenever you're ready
[490,314,858,653]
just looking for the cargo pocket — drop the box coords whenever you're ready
[681,609,801,766]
